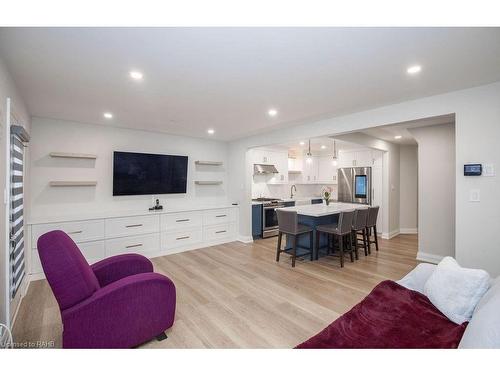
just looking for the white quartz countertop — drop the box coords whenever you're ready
[277,203,368,217]
[252,196,322,205]
[28,203,239,225]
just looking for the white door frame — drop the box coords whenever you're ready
[3,98,12,328]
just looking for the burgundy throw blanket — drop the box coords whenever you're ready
[296,280,467,349]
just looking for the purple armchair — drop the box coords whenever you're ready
[37,230,176,348]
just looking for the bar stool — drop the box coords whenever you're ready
[316,210,355,267]
[366,206,380,253]
[351,208,369,258]
[276,210,314,267]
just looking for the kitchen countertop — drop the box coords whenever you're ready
[277,202,368,217]
[252,196,323,205]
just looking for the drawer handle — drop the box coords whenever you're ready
[126,224,143,228]
[176,219,190,222]
[126,243,143,248]
[215,215,227,218]
[176,236,190,240]
[67,230,83,235]
[215,230,227,234]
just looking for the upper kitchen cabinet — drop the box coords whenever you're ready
[338,149,379,168]
[317,156,338,184]
[302,155,319,183]
[267,149,288,184]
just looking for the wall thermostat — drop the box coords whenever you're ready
[464,164,482,176]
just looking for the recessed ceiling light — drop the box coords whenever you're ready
[407,65,422,75]
[103,112,113,119]
[299,141,305,146]
[207,129,215,135]
[394,135,402,139]
[268,108,278,117]
[129,71,143,80]
[321,145,326,149]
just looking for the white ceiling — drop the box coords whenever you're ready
[361,114,455,145]
[1,28,499,141]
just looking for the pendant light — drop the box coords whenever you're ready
[332,139,338,166]
[306,139,313,164]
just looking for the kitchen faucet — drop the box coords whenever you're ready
[290,184,297,199]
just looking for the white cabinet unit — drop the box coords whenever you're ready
[338,149,377,168]
[105,233,161,257]
[105,215,160,238]
[317,156,338,183]
[303,156,319,183]
[29,205,239,279]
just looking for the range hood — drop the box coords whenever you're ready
[253,164,279,174]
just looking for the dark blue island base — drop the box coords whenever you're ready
[284,214,339,260]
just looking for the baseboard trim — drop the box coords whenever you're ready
[400,228,418,234]
[381,229,400,240]
[238,235,254,244]
[416,252,444,264]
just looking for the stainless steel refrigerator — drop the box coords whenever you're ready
[337,167,372,205]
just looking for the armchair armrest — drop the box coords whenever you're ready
[91,254,153,287]
[397,263,436,294]
[62,272,176,348]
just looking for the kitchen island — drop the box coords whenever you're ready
[277,202,368,260]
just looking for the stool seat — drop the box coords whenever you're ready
[316,223,349,236]
[280,224,313,236]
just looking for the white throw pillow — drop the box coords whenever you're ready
[423,257,490,325]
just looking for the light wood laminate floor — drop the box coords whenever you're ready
[13,234,418,348]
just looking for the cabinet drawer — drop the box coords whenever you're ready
[203,208,236,226]
[105,215,159,238]
[105,233,160,257]
[31,219,104,248]
[161,229,202,250]
[203,223,236,242]
[31,240,105,274]
[161,211,202,233]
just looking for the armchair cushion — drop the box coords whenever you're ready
[91,254,153,287]
[62,272,176,348]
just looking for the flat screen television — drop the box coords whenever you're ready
[113,151,188,196]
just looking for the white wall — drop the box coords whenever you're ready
[29,117,230,219]
[0,58,31,327]
[409,124,455,262]
[228,81,500,276]
[399,145,418,233]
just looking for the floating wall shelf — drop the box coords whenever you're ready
[50,181,97,187]
[195,161,223,166]
[49,152,97,159]
[288,170,302,174]
[194,181,223,185]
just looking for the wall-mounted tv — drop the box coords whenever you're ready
[113,151,188,196]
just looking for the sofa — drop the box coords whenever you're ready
[296,263,500,348]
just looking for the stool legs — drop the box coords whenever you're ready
[373,225,379,251]
[276,232,283,262]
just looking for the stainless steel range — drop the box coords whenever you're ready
[253,198,285,238]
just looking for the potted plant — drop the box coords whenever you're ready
[321,186,332,206]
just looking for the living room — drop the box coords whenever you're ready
[1,1,499,374]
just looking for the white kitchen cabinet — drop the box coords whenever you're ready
[288,156,303,173]
[317,156,338,183]
[338,149,377,168]
[302,155,319,183]
[269,150,288,183]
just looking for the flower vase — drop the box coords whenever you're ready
[325,198,330,206]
